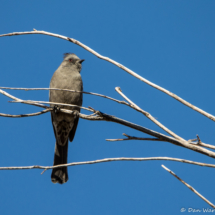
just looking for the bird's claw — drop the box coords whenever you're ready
[73,110,79,118]
[53,105,61,113]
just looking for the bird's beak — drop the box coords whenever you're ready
[79,59,85,64]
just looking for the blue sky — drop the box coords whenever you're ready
[0,1,215,214]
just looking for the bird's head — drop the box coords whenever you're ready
[63,53,85,71]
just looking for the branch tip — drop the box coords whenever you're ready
[115,87,122,92]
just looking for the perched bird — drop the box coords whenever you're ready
[49,53,84,184]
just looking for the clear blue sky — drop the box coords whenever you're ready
[0,1,215,214]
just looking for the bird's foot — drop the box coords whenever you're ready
[53,105,61,113]
[73,110,79,118]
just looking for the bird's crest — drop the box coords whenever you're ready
[63,53,75,59]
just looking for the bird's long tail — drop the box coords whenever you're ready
[51,141,68,184]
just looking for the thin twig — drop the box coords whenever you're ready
[115,87,186,141]
[106,138,161,142]
[106,133,162,142]
[0,88,101,120]
[0,87,129,106]
[188,135,215,150]
[0,89,49,109]
[1,157,215,170]
[0,30,214,121]
[0,109,51,118]
[41,169,47,175]
[11,99,94,112]
[197,135,202,144]
[162,165,215,209]
[110,132,215,151]
[195,142,215,150]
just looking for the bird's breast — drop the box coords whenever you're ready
[49,70,83,108]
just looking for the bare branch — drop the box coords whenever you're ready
[108,133,215,151]
[0,88,102,120]
[188,135,215,150]
[162,165,215,209]
[0,109,51,118]
[0,89,181,144]
[115,87,185,141]
[1,157,215,171]
[1,88,215,158]
[195,142,215,150]
[0,87,129,106]
[11,99,94,112]
[0,30,214,121]
[2,87,215,150]
[106,138,161,142]
[93,113,215,158]
[0,89,49,109]
[0,87,93,113]
[106,133,162,142]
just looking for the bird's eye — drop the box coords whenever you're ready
[69,58,73,62]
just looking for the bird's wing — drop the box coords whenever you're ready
[51,111,57,140]
[69,87,82,142]
[69,116,79,142]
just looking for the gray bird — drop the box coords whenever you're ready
[49,53,84,184]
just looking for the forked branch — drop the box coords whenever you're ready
[0,30,214,121]
[1,88,215,159]
[115,87,185,141]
